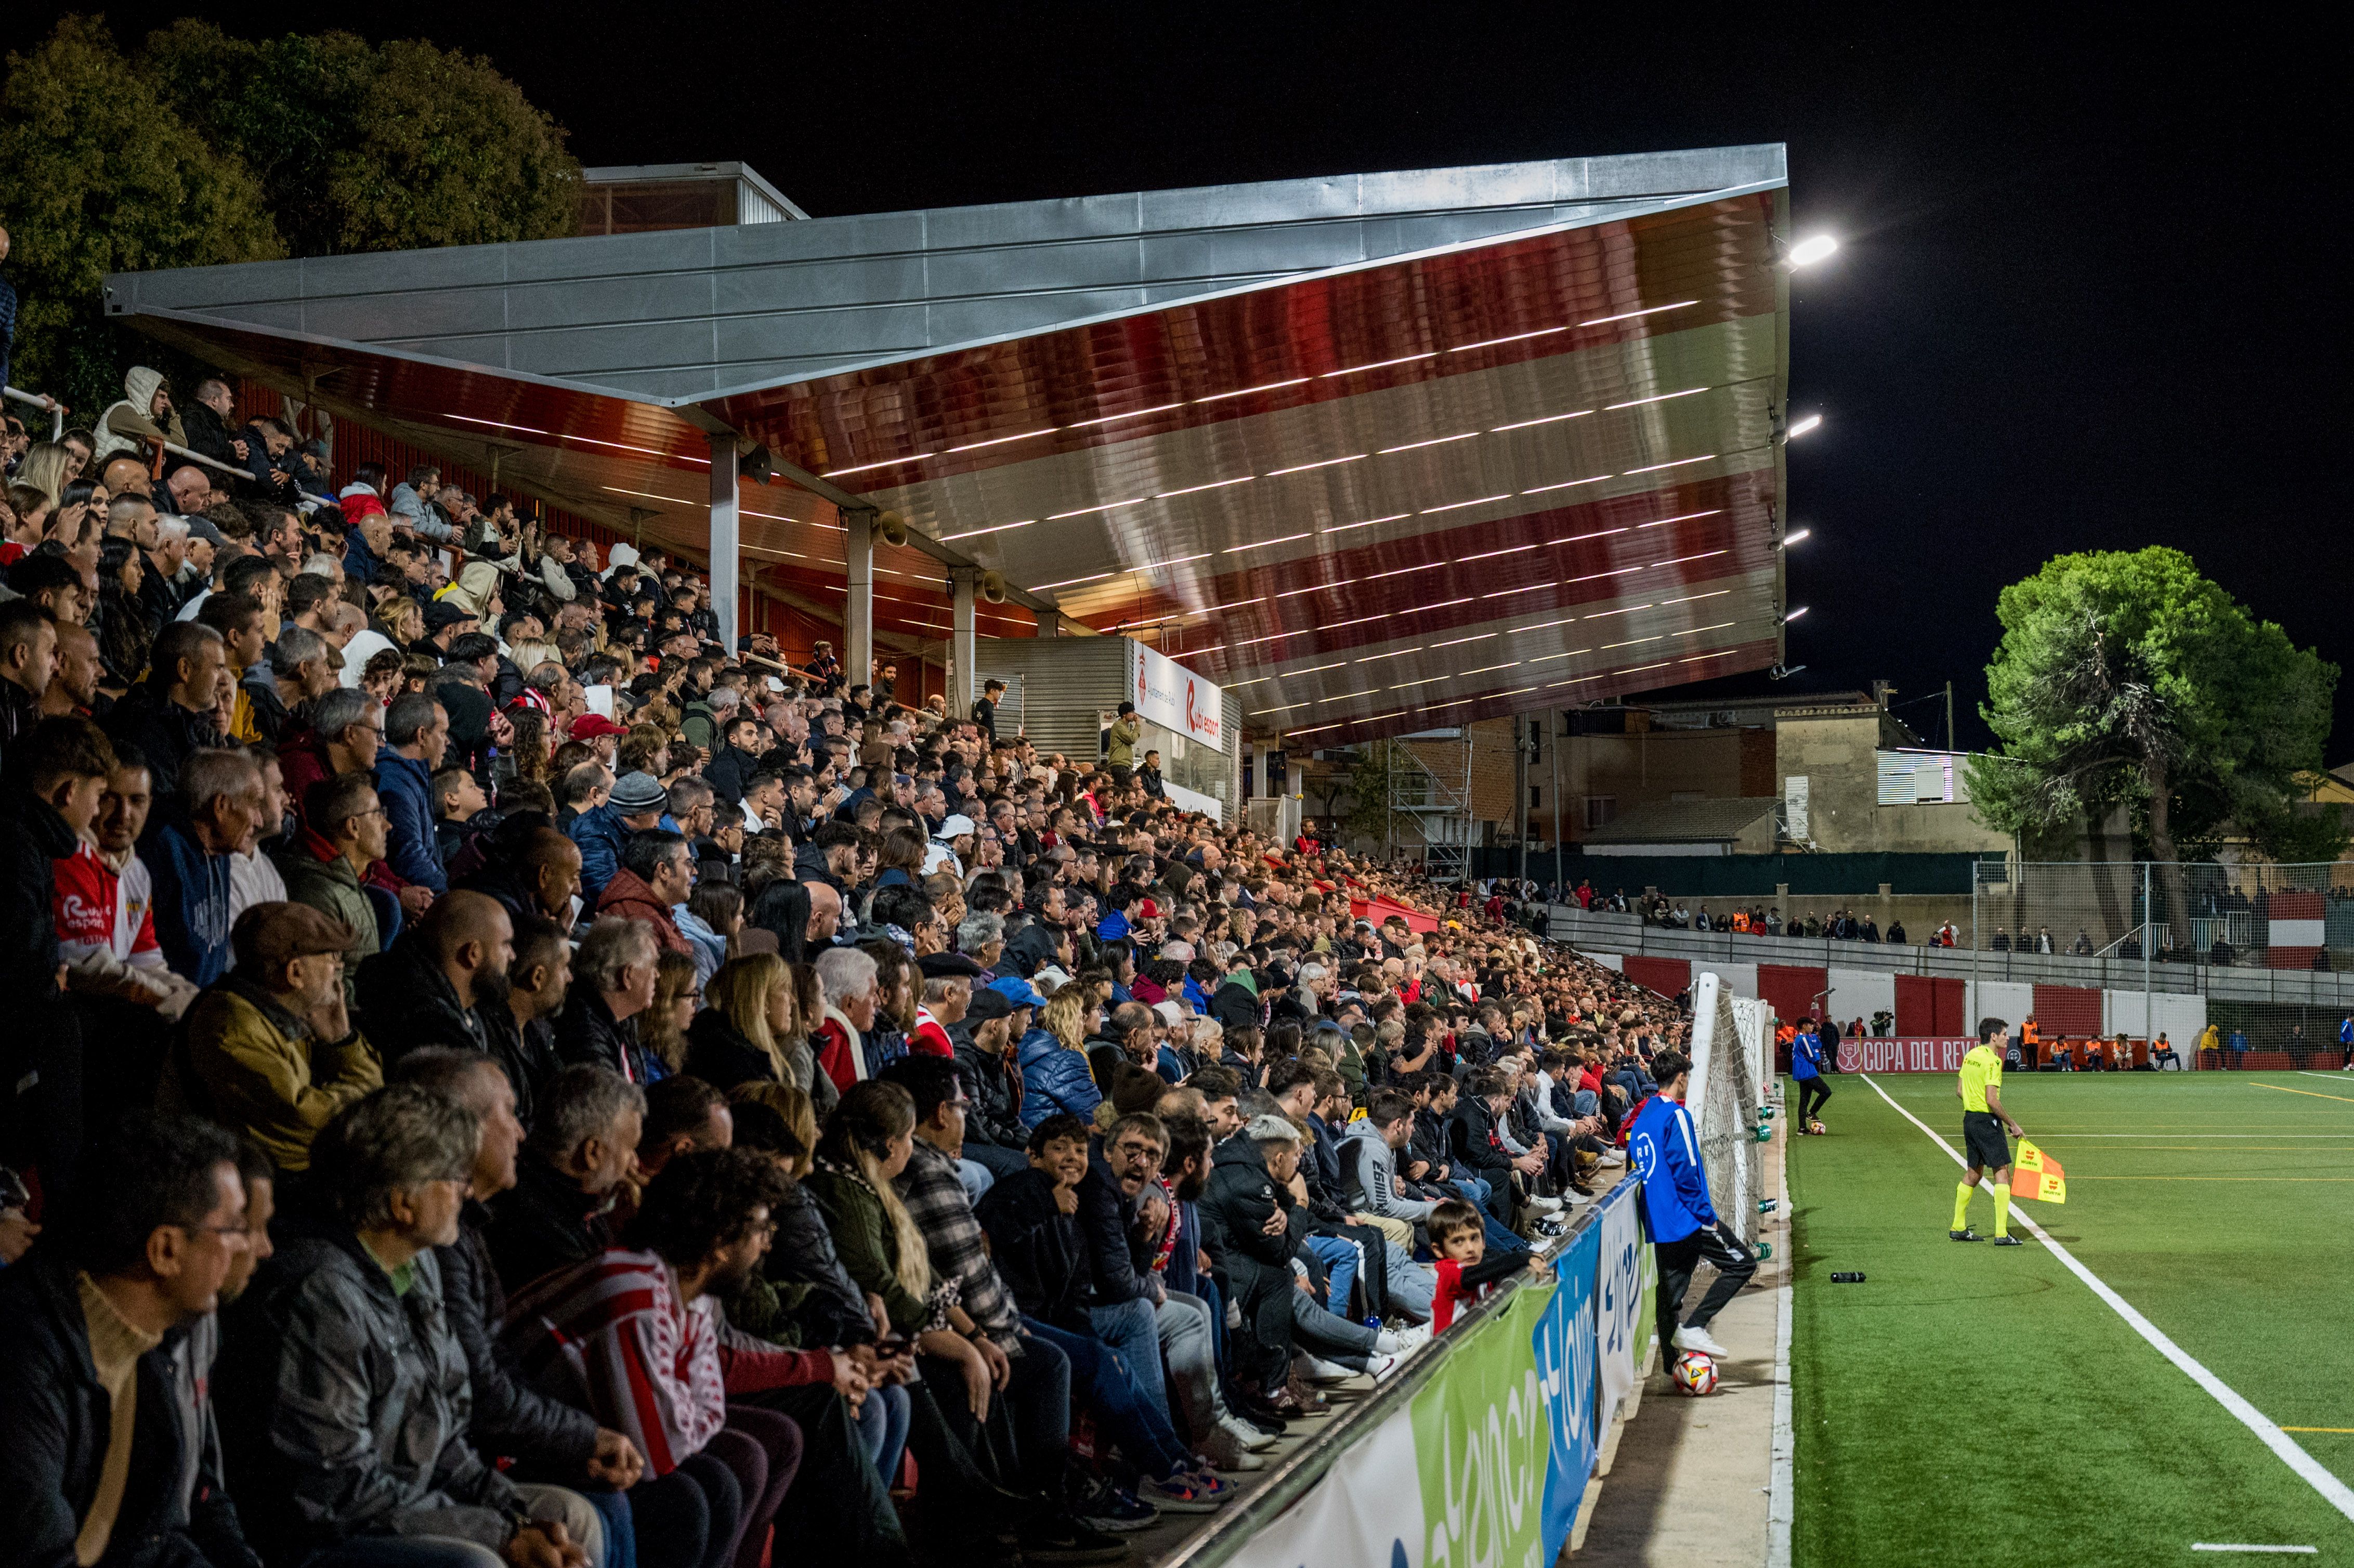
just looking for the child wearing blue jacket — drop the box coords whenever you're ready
[1627,1051,1758,1361]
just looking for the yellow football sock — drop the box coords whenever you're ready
[1993,1186,2012,1238]
[1953,1182,1973,1231]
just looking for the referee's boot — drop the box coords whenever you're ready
[1991,1235,2025,1247]
[1949,1227,1984,1242]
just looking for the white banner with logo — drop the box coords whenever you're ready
[1595,1182,1650,1423]
[1127,637,1225,752]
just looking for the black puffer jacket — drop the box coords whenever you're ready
[434,1200,598,1472]
[354,930,489,1069]
[0,1257,261,1568]
[683,1007,782,1093]
[950,1024,1026,1153]
[976,1168,1091,1334]
[552,988,656,1083]
[761,1181,878,1347]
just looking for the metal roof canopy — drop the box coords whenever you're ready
[107,143,1792,741]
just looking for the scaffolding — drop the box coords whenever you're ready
[1391,728,1476,880]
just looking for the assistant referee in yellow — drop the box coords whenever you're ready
[1952,1017,2028,1246]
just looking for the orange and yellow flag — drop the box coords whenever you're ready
[2011,1140,2066,1204]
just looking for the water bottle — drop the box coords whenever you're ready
[1755,1241,1774,1261]
[1758,1198,1778,1214]
[1830,1272,1865,1283]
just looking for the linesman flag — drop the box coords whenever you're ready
[2011,1140,2066,1204]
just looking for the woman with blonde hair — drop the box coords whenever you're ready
[688,953,800,1091]
[1018,984,1104,1126]
[12,442,75,507]
[639,949,701,1073]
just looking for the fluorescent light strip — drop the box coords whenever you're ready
[1224,532,1313,554]
[1580,302,1697,326]
[936,520,1035,541]
[1400,597,1473,615]
[1188,645,1227,656]
[1156,475,1254,498]
[1527,648,1593,663]
[1378,431,1480,454]
[1048,498,1147,520]
[1264,454,1365,478]
[946,428,1055,454]
[1601,637,1664,649]
[1190,596,1266,615]
[1421,494,1512,515]
[1566,565,1645,584]
[1681,651,1739,663]
[739,545,813,561]
[443,414,708,465]
[1290,661,1346,675]
[1032,571,1115,590]
[1069,403,1185,428]
[1194,378,1309,403]
[1226,677,1272,688]
[1275,584,1336,600]
[1289,723,1342,736]
[1675,621,1740,636]
[1605,387,1708,411]
[1510,618,1579,634]
[1363,564,1424,582]
[1622,455,1716,475]
[1459,662,1523,676]
[1318,689,1381,703]
[1127,552,1214,572]
[1389,676,1448,690]
[1481,584,1551,599]
[1250,703,1310,715]
[1457,542,1539,563]
[1659,589,1731,606]
[1450,326,1571,353]
[1354,647,1423,663]
[1234,629,1297,648]
[1545,526,1629,546]
[1493,411,1594,435]
[1322,353,1436,377]
[1547,676,1604,687]
[1658,550,1730,567]
[1322,612,1393,631]
[1637,509,1724,529]
[1431,632,1497,648]
[1619,661,1672,674]
[1581,604,1653,620]
[1523,477,1610,494]
[1325,513,1409,533]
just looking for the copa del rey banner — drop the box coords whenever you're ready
[1128,638,1224,752]
[1835,1037,1977,1073]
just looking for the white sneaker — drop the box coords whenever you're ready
[1388,1323,1433,1354]
[1366,1352,1404,1380]
[1672,1325,1730,1358]
[1526,1196,1563,1214]
[1200,1429,1267,1471]
[1296,1353,1354,1384]
[1218,1412,1278,1452]
[1598,1151,1627,1168]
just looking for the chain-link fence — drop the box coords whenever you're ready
[1971,859,2354,970]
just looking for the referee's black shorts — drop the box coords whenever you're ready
[1962,1110,2010,1172]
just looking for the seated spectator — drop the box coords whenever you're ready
[220,1083,602,1568]
[556,916,664,1083]
[1018,983,1102,1128]
[148,746,265,986]
[225,746,292,923]
[949,985,1031,1182]
[356,889,517,1069]
[812,945,882,1094]
[164,901,383,1174]
[480,910,573,1127]
[389,1049,650,1531]
[278,687,384,837]
[375,691,451,896]
[571,769,666,903]
[55,737,202,1021]
[101,619,225,798]
[636,1075,734,1181]
[277,772,388,1003]
[486,1063,645,1295]
[462,819,586,931]
[597,829,695,957]
[977,1114,1233,1520]
[434,762,492,866]
[506,1146,886,1568]
[1427,1198,1547,1331]
[0,1112,260,1568]
[687,953,802,1093]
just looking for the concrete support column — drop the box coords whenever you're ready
[707,433,740,654]
[1038,608,1063,637]
[949,566,978,715]
[843,506,875,695]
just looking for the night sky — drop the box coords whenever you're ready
[17,6,2347,760]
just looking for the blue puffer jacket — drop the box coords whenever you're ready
[567,801,629,901]
[1018,1029,1102,1128]
[372,750,446,894]
[146,816,234,986]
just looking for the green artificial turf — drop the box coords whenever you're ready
[1787,1068,2354,1567]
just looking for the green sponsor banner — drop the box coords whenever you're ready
[1413,1285,1558,1568]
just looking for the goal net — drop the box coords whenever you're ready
[1687,971,1763,1247]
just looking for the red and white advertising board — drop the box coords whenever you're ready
[1834,1037,1977,1073]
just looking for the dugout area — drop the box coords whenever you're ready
[1787,1070,2354,1566]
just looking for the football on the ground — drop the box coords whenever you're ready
[1670,1351,1719,1395]
[1809,1119,1827,1135]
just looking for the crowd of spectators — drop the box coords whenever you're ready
[0,360,1689,1568]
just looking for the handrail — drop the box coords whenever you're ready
[1150,1184,1624,1568]
[4,384,66,441]
[143,432,251,482]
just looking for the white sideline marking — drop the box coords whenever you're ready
[2298,1072,2354,1082]
[1767,1084,1794,1568]
[1858,1074,2354,1527]
[2191,1546,2318,1555]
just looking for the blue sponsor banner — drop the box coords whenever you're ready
[1534,1217,1602,1561]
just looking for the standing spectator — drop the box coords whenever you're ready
[376,692,451,896]
[219,1084,601,1568]
[164,901,383,1174]
[0,1112,261,1568]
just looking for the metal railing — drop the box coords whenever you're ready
[4,384,66,441]
[1544,904,2354,1008]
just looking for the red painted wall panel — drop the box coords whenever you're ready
[1622,956,1691,999]
[2031,984,2103,1038]
[1757,964,1827,1027]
